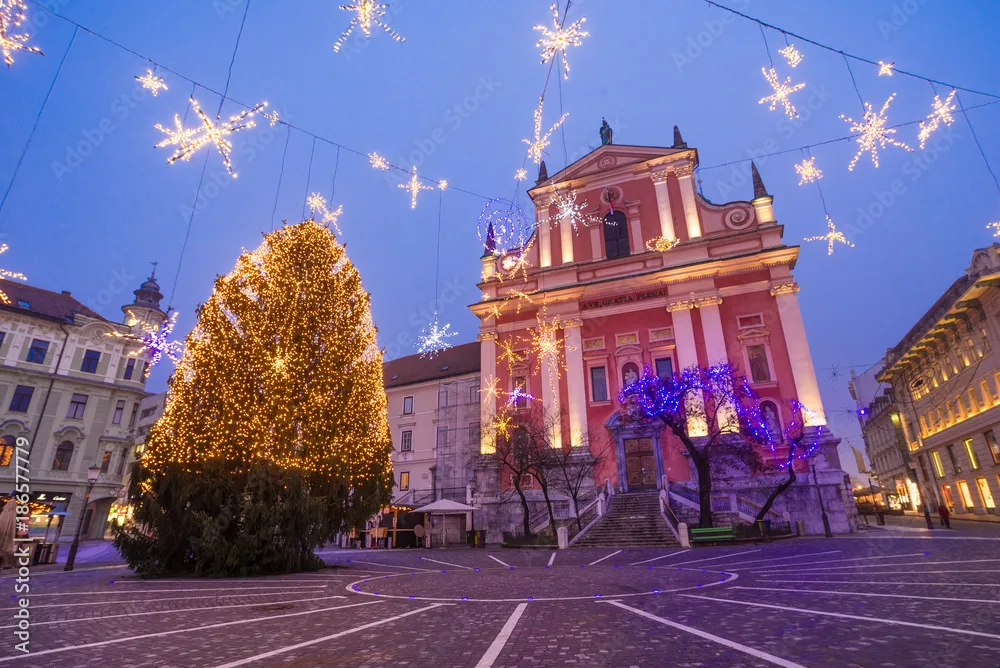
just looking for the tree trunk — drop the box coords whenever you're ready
[693,455,713,528]
[514,482,531,537]
[755,469,796,524]
[538,481,557,537]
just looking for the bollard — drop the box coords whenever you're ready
[557,526,568,549]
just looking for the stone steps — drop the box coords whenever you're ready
[573,493,681,548]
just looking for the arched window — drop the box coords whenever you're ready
[603,210,630,259]
[760,401,782,442]
[622,363,640,388]
[0,436,14,467]
[52,441,74,471]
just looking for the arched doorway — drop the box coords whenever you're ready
[605,411,665,493]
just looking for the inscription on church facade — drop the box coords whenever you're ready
[581,287,669,311]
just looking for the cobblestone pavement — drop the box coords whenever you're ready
[1,534,998,667]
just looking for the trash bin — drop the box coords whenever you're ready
[477,530,487,547]
[32,543,51,566]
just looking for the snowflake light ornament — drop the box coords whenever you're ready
[759,67,806,118]
[522,98,568,164]
[514,168,528,182]
[368,152,390,170]
[804,215,854,255]
[0,0,43,68]
[333,1,404,53]
[917,89,958,149]
[306,193,345,234]
[155,97,266,178]
[552,189,599,233]
[0,244,27,304]
[840,93,912,170]
[118,311,186,373]
[988,221,1000,238]
[794,156,823,185]
[135,69,168,96]
[778,44,803,68]
[878,61,894,76]
[534,3,589,79]
[507,383,534,407]
[398,166,434,209]
[416,311,457,359]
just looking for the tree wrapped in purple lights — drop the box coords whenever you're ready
[619,363,770,528]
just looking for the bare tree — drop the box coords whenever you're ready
[548,431,613,531]
[485,404,538,537]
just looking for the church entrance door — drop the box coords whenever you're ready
[624,438,656,491]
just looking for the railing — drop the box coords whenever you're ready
[736,495,784,523]
[669,481,700,505]
[710,495,732,513]
[658,489,688,547]
[567,491,604,546]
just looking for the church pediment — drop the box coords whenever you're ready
[532,144,690,190]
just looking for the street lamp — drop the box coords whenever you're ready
[64,465,103,572]
[811,462,833,538]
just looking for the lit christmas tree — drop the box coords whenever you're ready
[115,219,393,576]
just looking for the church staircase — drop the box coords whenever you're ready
[572,492,680,548]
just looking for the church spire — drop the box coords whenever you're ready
[672,125,687,149]
[751,161,769,198]
[536,160,549,185]
[483,221,496,256]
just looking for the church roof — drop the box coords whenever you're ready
[0,278,106,323]
[383,341,480,388]
[528,143,693,193]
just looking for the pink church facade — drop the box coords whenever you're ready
[472,132,852,534]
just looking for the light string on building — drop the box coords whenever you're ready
[0,243,27,304]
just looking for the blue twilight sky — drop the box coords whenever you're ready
[3,1,999,474]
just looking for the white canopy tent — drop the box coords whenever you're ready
[411,500,476,548]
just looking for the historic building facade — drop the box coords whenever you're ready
[471,132,851,536]
[878,246,1000,520]
[0,272,166,546]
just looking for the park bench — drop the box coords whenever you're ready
[689,526,736,544]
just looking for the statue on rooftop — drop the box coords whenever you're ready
[600,118,613,146]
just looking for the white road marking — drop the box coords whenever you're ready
[547,552,557,567]
[0,595,346,629]
[757,558,1000,575]
[487,554,512,568]
[0,564,123,579]
[868,535,1000,541]
[3,590,328,611]
[761,579,1000,587]
[732,586,1000,605]
[419,557,473,570]
[603,600,805,667]
[763,569,1000,576]
[667,549,761,568]
[475,603,529,667]
[629,549,691,566]
[749,552,928,572]
[347,560,437,572]
[210,603,451,668]
[588,550,623,566]
[682,594,1000,641]
[714,550,841,569]
[0,600,385,663]
[22,585,325,598]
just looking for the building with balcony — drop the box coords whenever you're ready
[878,245,1000,519]
[0,271,167,545]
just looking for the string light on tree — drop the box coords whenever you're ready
[778,44,803,68]
[804,215,854,255]
[0,0,43,68]
[878,61,894,76]
[522,98,568,164]
[534,2,589,79]
[0,244,27,304]
[415,311,457,359]
[840,93,912,170]
[155,97,266,178]
[333,1,405,54]
[759,67,806,118]
[306,193,345,235]
[398,166,434,208]
[917,89,958,149]
[645,236,680,253]
[368,152,390,171]
[794,156,823,185]
[135,69,168,96]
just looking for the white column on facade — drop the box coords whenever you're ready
[697,296,736,431]
[559,211,575,264]
[589,226,602,261]
[770,283,827,426]
[538,322,563,449]
[479,331,498,454]
[650,170,676,241]
[668,301,707,437]
[629,216,643,255]
[537,202,552,268]
[562,319,587,448]
[675,164,702,240]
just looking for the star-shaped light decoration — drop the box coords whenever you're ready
[437,180,448,191]
[778,44,804,68]
[497,337,526,372]
[534,2,589,79]
[522,98,568,164]
[552,189,599,233]
[155,97,266,178]
[115,311,186,374]
[794,156,823,185]
[416,311,457,358]
[262,109,280,126]
[498,238,535,283]
[493,411,514,439]
[507,383,534,407]
[514,168,528,182]
[0,244,27,304]
[840,93,913,170]
[479,376,502,404]
[645,236,680,252]
[988,221,1000,238]
[398,166,434,209]
[135,69,168,96]
[306,193,345,234]
[878,61,894,76]
[0,0,43,68]
[528,307,568,395]
[369,152,390,170]
[333,1,404,53]
[917,89,958,149]
[759,67,806,118]
[805,215,855,255]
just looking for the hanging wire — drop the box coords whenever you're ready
[0,26,79,221]
[842,55,866,109]
[270,126,292,231]
[557,57,569,166]
[956,92,1000,197]
[433,189,444,313]
[759,24,774,68]
[302,137,317,219]
[330,146,341,201]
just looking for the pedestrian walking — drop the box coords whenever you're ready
[0,497,17,570]
[937,503,951,529]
